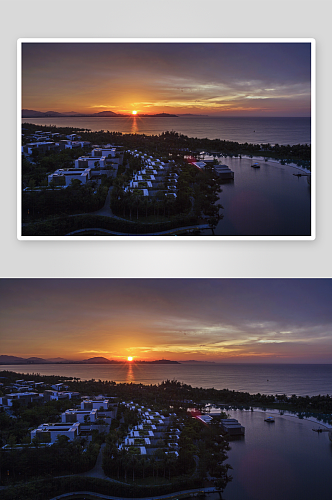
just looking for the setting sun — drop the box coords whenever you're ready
[132,110,137,115]
[127,356,133,361]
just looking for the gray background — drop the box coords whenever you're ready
[1,0,330,278]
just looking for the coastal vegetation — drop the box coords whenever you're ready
[21,213,200,236]
[1,371,331,435]
[0,475,204,500]
[22,123,311,167]
[22,182,109,222]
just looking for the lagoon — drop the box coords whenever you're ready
[201,156,311,236]
[220,409,332,500]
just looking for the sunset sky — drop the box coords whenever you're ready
[21,42,311,116]
[1,279,331,363]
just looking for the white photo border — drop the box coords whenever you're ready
[17,38,316,241]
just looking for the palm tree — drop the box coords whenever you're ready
[132,193,143,220]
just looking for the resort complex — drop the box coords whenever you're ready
[21,124,237,236]
[0,371,234,499]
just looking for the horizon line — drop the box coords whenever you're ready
[22,110,311,119]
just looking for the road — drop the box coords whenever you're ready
[66,224,210,236]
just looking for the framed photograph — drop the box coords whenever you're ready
[1,277,331,499]
[18,39,315,240]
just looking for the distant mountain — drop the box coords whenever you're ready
[80,357,180,364]
[91,111,118,117]
[22,109,178,118]
[179,360,216,364]
[0,355,53,365]
[22,109,85,118]
[144,113,178,117]
[43,111,65,117]
[46,357,73,363]
[0,355,180,365]
[81,357,117,364]
[22,109,48,118]
[0,355,27,364]
[139,359,180,364]
[26,357,50,363]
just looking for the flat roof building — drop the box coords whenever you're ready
[31,422,80,443]
[48,168,91,186]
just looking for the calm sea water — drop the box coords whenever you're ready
[220,409,332,500]
[4,363,331,397]
[22,116,311,146]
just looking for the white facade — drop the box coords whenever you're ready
[62,409,98,423]
[44,390,80,400]
[81,399,110,411]
[0,392,42,407]
[48,168,91,186]
[62,140,89,149]
[52,383,66,391]
[31,422,80,444]
[22,142,56,154]
[91,148,116,158]
[74,156,107,169]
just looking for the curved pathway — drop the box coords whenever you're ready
[49,486,217,500]
[66,224,210,236]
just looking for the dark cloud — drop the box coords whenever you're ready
[21,42,311,115]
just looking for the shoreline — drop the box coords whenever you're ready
[241,154,311,173]
[22,119,311,147]
[227,407,332,429]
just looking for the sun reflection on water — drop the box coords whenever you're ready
[131,116,138,134]
[126,363,135,384]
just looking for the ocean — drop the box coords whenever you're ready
[4,363,331,397]
[22,116,311,146]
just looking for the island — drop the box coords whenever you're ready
[22,109,178,118]
[0,355,180,365]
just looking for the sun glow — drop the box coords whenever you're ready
[127,356,133,362]
[132,110,137,115]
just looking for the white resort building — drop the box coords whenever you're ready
[48,168,91,186]
[31,422,80,444]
